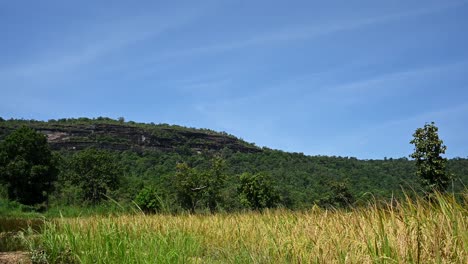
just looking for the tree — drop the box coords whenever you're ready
[318,179,355,208]
[172,157,228,213]
[238,172,280,210]
[0,127,58,205]
[68,148,122,204]
[204,157,227,213]
[410,122,450,192]
[173,162,206,213]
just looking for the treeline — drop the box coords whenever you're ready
[1,120,467,215]
[0,116,241,139]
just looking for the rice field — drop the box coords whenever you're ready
[6,193,468,263]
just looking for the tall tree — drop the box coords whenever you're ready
[204,157,227,213]
[173,162,205,213]
[68,148,122,204]
[410,122,450,192]
[0,127,58,205]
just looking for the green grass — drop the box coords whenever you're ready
[0,198,42,219]
[43,201,135,218]
[15,191,467,263]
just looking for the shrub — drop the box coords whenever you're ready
[135,187,162,213]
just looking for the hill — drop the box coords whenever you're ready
[0,117,259,153]
[0,117,467,211]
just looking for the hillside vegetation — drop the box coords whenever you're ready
[0,117,467,213]
[1,117,467,263]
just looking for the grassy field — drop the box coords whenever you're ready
[3,193,467,264]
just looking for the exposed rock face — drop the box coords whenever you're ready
[0,123,260,154]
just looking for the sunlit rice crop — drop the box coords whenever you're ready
[26,192,467,263]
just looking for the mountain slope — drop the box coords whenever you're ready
[0,117,260,153]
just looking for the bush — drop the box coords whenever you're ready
[135,187,162,213]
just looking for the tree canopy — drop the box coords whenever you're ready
[410,122,450,193]
[238,172,280,210]
[0,126,58,205]
[67,148,122,204]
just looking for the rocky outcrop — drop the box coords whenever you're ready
[0,122,260,154]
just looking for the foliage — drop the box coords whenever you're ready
[410,122,450,192]
[67,148,122,204]
[0,198,42,218]
[1,118,468,213]
[173,163,206,213]
[46,146,467,212]
[204,157,227,213]
[134,187,162,213]
[0,126,58,205]
[171,158,228,213]
[319,179,355,208]
[238,172,280,210]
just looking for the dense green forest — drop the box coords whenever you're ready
[1,117,467,214]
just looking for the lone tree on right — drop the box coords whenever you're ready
[410,122,450,193]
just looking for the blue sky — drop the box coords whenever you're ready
[1,0,467,159]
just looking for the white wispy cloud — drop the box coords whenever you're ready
[175,78,232,93]
[321,102,468,158]
[323,60,468,95]
[194,59,468,114]
[0,7,207,82]
[191,59,468,157]
[375,102,468,130]
[160,0,467,58]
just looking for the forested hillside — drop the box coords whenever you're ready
[1,117,467,213]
